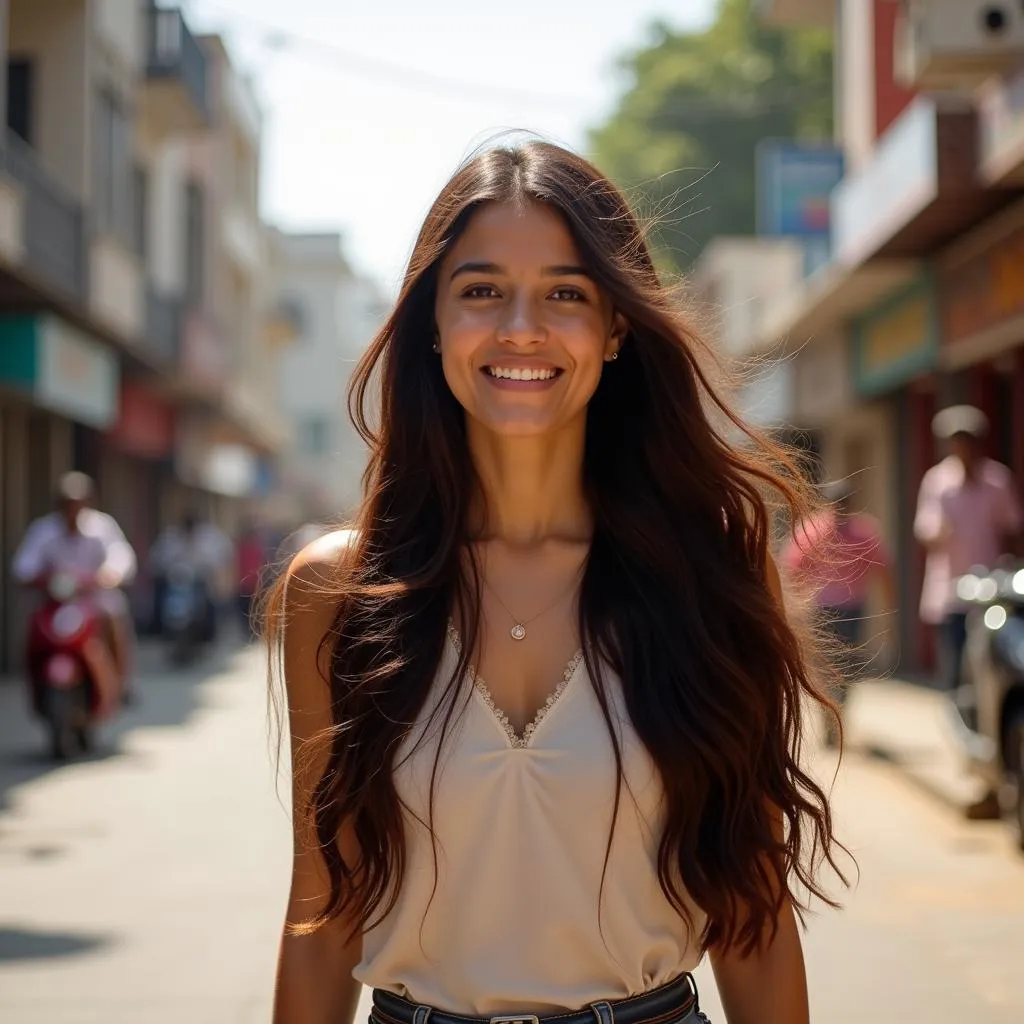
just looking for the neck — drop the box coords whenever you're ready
[958,454,980,480]
[466,419,591,547]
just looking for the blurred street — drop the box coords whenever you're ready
[0,650,1022,1024]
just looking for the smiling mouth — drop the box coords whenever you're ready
[483,366,563,381]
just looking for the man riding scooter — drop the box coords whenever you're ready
[12,472,138,715]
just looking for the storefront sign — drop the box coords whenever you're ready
[852,274,938,397]
[0,314,118,427]
[832,99,939,269]
[756,141,844,239]
[942,226,1024,343]
[108,380,176,458]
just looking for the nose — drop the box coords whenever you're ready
[497,291,545,346]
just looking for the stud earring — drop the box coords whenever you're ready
[608,351,619,362]
[432,342,440,353]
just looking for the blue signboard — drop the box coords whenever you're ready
[756,141,845,239]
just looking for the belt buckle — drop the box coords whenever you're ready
[489,1015,540,1024]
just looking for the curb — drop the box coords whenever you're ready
[846,679,989,814]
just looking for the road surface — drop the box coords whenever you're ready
[1,644,1022,1022]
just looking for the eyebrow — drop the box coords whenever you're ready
[449,261,593,281]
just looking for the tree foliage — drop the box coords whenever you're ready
[589,0,833,274]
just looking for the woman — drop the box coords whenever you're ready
[268,141,847,1024]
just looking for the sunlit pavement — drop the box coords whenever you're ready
[1,647,1023,1023]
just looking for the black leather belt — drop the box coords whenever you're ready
[371,973,704,1024]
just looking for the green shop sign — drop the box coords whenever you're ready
[851,272,939,398]
[0,314,119,428]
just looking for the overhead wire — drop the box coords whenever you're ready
[184,0,822,117]
[184,0,595,108]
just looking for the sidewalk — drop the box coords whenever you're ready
[843,678,990,812]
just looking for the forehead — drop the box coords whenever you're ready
[443,200,582,268]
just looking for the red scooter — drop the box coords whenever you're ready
[25,571,121,760]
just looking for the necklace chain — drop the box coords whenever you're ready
[483,570,581,641]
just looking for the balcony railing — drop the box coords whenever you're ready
[0,130,87,302]
[144,285,182,364]
[145,6,209,123]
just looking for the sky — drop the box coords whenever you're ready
[182,0,717,293]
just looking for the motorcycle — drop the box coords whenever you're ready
[161,561,213,665]
[958,563,1024,849]
[25,572,118,760]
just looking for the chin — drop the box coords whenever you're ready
[469,409,566,439]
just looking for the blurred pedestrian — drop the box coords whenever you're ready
[781,481,895,742]
[235,519,267,638]
[150,509,234,641]
[915,404,1022,817]
[267,142,846,1024]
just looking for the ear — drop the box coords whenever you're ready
[605,312,629,360]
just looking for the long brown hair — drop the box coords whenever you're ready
[266,139,847,956]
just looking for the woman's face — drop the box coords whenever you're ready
[434,200,625,438]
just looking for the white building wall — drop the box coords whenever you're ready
[93,0,142,76]
[274,232,386,519]
[692,237,805,360]
[144,138,188,295]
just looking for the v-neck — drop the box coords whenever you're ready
[446,620,583,750]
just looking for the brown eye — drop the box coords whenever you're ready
[463,284,500,299]
[550,287,586,302]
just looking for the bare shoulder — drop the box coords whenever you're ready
[281,530,358,679]
[286,528,359,597]
[985,458,1015,486]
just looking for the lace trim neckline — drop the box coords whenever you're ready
[446,620,584,749]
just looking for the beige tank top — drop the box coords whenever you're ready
[352,623,706,1015]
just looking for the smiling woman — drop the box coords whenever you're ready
[265,139,848,1024]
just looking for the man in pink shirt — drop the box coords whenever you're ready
[782,481,896,743]
[914,405,1022,812]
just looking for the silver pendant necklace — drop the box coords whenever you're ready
[484,572,581,641]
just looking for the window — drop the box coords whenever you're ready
[133,164,148,261]
[298,416,329,456]
[93,88,133,246]
[184,180,205,304]
[7,59,34,144]
[277,295,309,340]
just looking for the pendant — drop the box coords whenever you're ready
[510,624,527,641]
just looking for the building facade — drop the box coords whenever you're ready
[0,1,292,670]
[751,0,1024,674]
[270,230,387,525]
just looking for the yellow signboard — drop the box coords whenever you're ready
[861,294,930,377]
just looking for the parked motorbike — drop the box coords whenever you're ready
[958,563,1024,849]
[25,572,113,760]
[161,562,212,665]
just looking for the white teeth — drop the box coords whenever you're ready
[486,367,557,381]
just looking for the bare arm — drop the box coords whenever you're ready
[913,471,949,552]
[97,513,137,588]
[709,854,808,1024]
[273,533,365,1024]
[708,551,809,1024]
